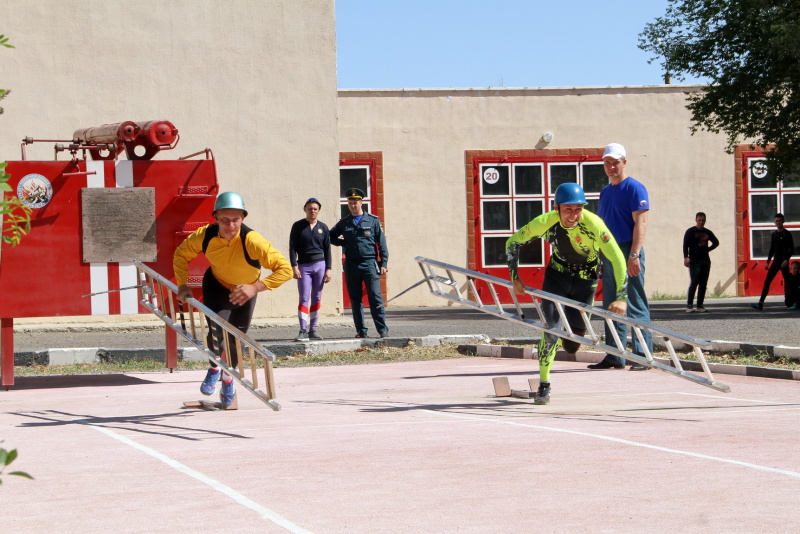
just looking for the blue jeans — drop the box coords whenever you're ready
[602,242,652,365]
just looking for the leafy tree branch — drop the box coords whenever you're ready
[639,0,800,179]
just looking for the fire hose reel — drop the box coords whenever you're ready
[71,120,179,161]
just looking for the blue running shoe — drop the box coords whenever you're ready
[220,380,236,407]
[200,368,220,396]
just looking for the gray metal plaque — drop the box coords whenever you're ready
[81,188,157,263]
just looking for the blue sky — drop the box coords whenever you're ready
[336,0,708,89]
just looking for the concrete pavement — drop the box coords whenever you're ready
[3,358,800,533]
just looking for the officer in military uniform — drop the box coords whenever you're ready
[330,188,389,338]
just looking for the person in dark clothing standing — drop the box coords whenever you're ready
[289,197,332,341]
[683,212,719,313]
[330,188,389,338]
[751,213,795,310]
[787,261,800,310]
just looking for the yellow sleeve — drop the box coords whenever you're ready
[173,225,208,286]
[245,232,293,291]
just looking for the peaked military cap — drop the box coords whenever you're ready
[345,187,366,200]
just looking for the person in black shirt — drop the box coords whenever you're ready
[289,198,332,341]
[751,213,795,310]
[683,212,719,312]
[787,261,800,310]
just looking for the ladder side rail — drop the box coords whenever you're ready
[417,256,715,351]
[134,262,281,409]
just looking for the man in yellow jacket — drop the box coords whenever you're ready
[174,192,292,407]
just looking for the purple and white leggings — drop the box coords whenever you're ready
[297,260,326,330]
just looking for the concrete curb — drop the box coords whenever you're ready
[485,336,800,358]
[456,343,800,382]
[11,334,492,366]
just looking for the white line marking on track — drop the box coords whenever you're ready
[426,409,800,479]
[84,423,313,534]
[675,391,797,405]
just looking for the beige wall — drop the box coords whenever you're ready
[0,0,342,318]
[338,86,738,306]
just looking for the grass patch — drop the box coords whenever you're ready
[274,344,467,367]
[13,345,799,376]
[650,289,730,301]
[13,344,470,376]
[649,291,686,301]
[14,360,210,376]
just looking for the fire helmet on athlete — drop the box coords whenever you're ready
[554,183,587,205]
[213,192,248,217]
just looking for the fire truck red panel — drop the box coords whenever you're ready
[0,159,217,318]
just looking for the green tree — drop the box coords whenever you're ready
[639,0,800,179]
[0,34,32,246]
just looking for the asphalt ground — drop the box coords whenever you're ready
[8,296,800,353]
[3,297,800,533]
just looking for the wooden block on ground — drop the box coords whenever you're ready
[492,376,511,397]
[223,393,238,410]
[528,378,538,391]
[182,400,221,410]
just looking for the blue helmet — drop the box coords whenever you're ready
[554,183,587,205]
[213,192,248,217]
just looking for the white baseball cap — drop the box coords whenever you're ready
[602,143,627,160]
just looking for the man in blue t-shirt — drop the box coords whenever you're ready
[589,143,654,371]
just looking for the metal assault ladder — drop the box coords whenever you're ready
[134,261,281,410]
[415,257,730,393]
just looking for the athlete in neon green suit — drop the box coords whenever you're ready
[506,183,628,404]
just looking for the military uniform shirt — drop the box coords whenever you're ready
[330,213,388,268]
